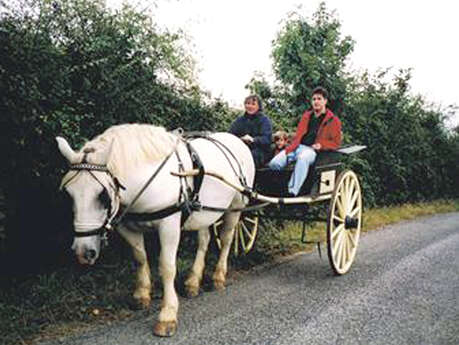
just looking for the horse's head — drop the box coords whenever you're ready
[56,137,120,265]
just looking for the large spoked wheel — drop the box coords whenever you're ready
[327,170,363,275]
[211,212,259,256]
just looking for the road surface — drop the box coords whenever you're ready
[39,212,459,345]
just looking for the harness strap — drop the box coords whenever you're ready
[204,136,248,187]
[123,203,185,222]
[123,141,207,225]
[112,146,177,226]
[186,141,205,196]
[74,228,106,237]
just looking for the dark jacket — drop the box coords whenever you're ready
[229,111,272,166]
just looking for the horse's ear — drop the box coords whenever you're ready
[56,137,80,164]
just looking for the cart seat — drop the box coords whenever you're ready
[255,145,366,197]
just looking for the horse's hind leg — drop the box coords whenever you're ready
[185,227,210,297]
[213,198,243,290]
[117,226,151,309]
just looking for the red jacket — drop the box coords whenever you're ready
[285,109,342,154]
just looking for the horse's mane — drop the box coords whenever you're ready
[82,124,178,179]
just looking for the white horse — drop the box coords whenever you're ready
[56,124,255,337]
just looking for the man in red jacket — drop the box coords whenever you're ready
[268,87,342,196]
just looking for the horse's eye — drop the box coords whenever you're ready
[98,189,111,209]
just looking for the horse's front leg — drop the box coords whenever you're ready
[213,211,240,290]
[184,227,211,297]
[153,215,181,337]
[117,226,151,309]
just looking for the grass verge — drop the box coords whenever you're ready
[1,199,458,345]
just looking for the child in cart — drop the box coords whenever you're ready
[272,130,289,157]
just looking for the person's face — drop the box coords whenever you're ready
[275,137,286,149]
[311,93,327,114]
[244,98,260,115]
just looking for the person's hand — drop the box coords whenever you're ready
[241,134,254,143]
[311,143,321,150]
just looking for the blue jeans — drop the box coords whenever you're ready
[268,145,317,196]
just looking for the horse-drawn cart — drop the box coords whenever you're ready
[210,145,366,275]
[57,125,366,336]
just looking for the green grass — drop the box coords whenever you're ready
[1,199,458,345]
[253,199,459,257]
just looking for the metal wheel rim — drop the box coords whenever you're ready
[327,170,362,275]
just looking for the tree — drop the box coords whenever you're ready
[247,2,354,131]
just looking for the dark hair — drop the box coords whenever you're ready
[244,94,263,111]
[312,86,328,99]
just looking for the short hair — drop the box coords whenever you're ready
[312,86,328,99]
[244,94,263,111]
[273,130,288,140]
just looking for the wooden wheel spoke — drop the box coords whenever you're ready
[349,189,359,210]
[238,226,246,249]
[336,233,346,269]
[338,234,346,269]
[332,230,344,259]
[241,221,254,241]
[344,233,351,263]
[245,217,258,225]
[331,223,344,240]
[336,195,346,218]
[348,179,356,202]
[343,178,350,208]
[350,206,361,218]
[333,214,344,224]
[348,230,357,248]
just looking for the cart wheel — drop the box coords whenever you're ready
[327,170,362,275]
[211,212,259,256]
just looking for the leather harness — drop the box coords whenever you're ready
[63,133,250,244]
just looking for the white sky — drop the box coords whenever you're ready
[108,0,459,128]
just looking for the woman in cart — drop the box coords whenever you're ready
[229,95,272,168]
[268,87,341,196]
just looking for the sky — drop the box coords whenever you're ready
[108,0,459,128]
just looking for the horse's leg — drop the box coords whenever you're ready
[213,208,241,290]
[184,227,211,297]
[153,216,181,337]
[117,226,151,308]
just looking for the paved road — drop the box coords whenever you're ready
[40,213,459,345]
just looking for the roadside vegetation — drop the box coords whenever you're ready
[0,1,458,344]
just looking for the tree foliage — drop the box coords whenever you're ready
[248,2,458,206]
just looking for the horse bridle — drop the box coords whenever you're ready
[62,143,179,242]
[63,162,123,241]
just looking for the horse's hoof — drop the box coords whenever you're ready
[185,286,200,298]
[131,296,151,310]
[153,320,177,337]
[214,280,226,291]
